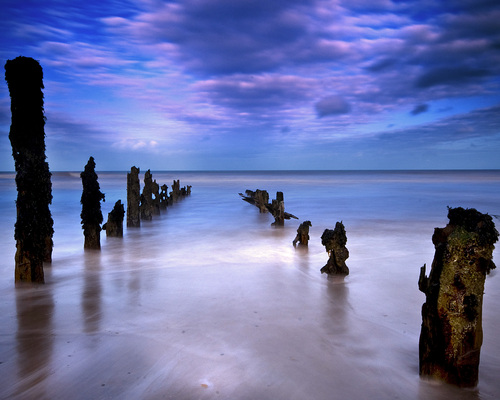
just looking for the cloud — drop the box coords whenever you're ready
[410,103,429,115]
[415,66,491,88]
[315,95,351,118]
[378,104,500,147]
[193,74,317,115]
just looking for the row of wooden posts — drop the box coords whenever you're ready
[82,160,191,250]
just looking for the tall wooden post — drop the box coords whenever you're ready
[5,56,54,283]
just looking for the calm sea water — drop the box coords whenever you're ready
[0,170,499,399]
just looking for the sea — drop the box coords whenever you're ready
[0,170,499,400]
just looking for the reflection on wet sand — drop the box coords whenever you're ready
[82,252,102,334]
[14,285,54,399]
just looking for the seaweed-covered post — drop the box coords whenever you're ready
[127,166,140,227]
[293,221,312,246]
[103,200,125,237]
[320,222,349,275]
[5,56,54,283]
[80,157,105,249]
[418,207,498,387]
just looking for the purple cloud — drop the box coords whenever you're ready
[315,95,351,118]
[410,103,429,115]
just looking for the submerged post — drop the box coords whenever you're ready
[418,207,498,387]
[293,221,312,246]
[127,166,140,227]
[103,200,125,237]
[320,222,349,275]
[140,170,154,221]
[5,56,54,283]
[80,157,105,249]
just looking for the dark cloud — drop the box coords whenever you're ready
[315,96,351,118]
[366,58,398,73]
[415,67,490,88]
[105,0,355,77]
[194,75,316,112]
[410,104,429,115]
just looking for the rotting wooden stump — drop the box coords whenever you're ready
[103,200,125,237]
[5,56,54,283]
[293,221,312,246]
[240,189,298,225]
[127,166,140,227]
[80,156,105,250]
[320,222,349,275]
[140,170,155,221]
[418,207,498,387]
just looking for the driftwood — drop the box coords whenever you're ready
[418,207,498,387]
[5,56,54,282]
[320,222,349,275]
[240,189,298,225]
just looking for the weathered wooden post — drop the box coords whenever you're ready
[271,192,285,226]
[103,200,125,237]
[159,184,169,210]
[80,157,105,249]
[126,166,140,227]
[140,170,154,220]
[418,207,498,387]
[320,222,349,275]
[293,221,312,246]
[5,56,54,283]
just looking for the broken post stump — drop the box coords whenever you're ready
[80,157,105,249]
[320,222,349,275]
[103,200,125,237]
[159,184,169,210]
[293,221,312,246]
[240,189,270,213]
[5,56,54,283]
[418,207,498,387]
[127,166,140,227]
[140,170,154,221]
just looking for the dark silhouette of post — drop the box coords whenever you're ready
[418,207,498,387]
[80,157,105,249]
[5,56,54,283]
[321,222,349,275]
[127,166,140,227]
[103,200,125,237]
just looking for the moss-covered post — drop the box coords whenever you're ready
[80,157,105,249]
[418,207,498,387]
[5,56,54,283]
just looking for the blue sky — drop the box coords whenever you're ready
[1,0,499,171]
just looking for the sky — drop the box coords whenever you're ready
[1,0,500,171]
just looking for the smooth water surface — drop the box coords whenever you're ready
[0,170,499,399]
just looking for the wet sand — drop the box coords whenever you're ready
[1,171,499,399]
[1,228,498,400]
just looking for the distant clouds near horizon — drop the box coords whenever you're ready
[1,0,499,171]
